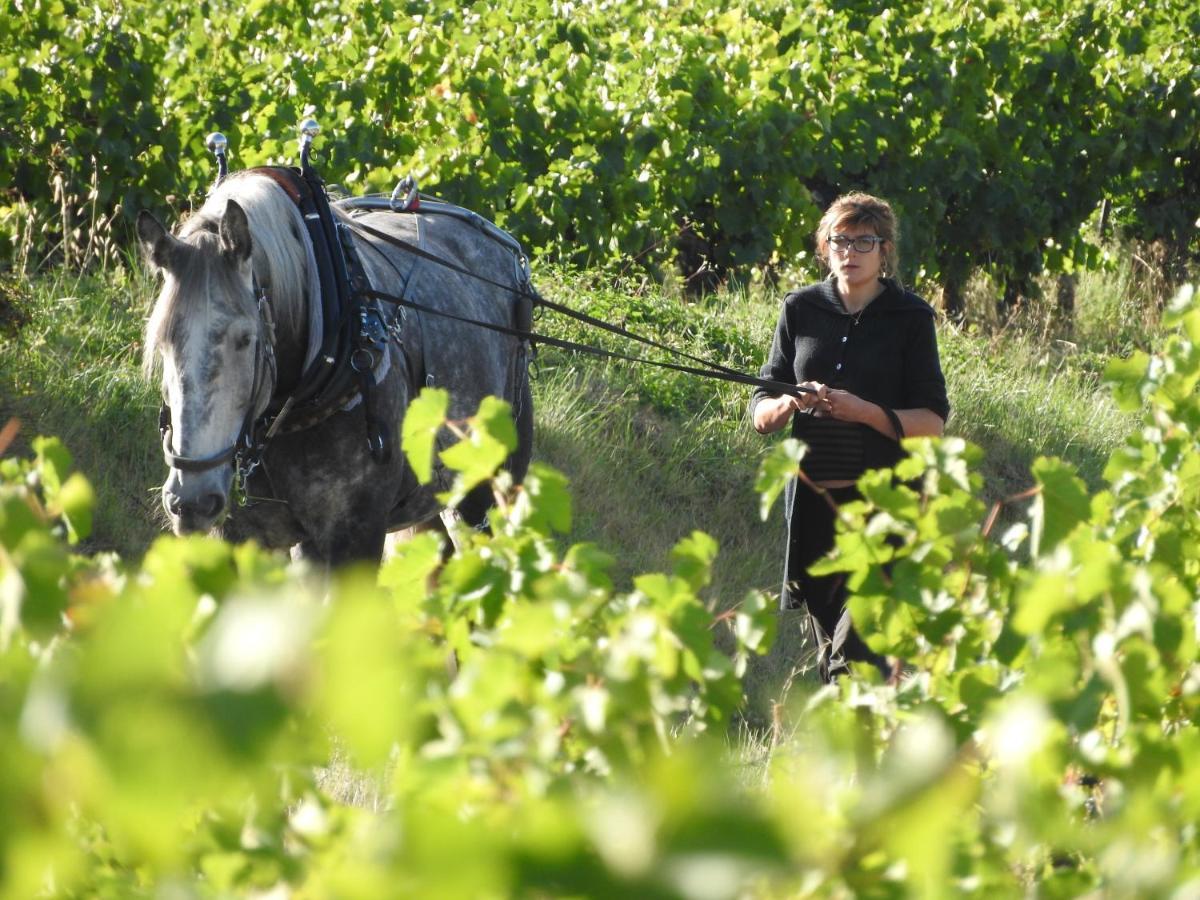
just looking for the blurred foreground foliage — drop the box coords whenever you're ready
[2,288,1199,898]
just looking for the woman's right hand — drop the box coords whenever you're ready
[754,383,830,433]
[797,381,831,415]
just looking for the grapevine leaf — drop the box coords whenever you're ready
[754,438,806,521]
[670,531,718,592]
[516,463,572,535]
[401,388,449,484]
[1029,457,1090,556]
[56,472,95,543]
[1102,351,1150,412]
[472,396,519,453]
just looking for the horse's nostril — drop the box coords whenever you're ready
[165,494,183,516]
[198,492,225,520]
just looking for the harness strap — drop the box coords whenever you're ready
[246,167,395,462]
[360,289,813,400]
[349,220,754,383]
[249,166,355,413]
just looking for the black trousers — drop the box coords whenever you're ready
[781,480,889,682]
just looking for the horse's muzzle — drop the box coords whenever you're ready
[163,469,230,534]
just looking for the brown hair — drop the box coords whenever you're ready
[815,192,900,281]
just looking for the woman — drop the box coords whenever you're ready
[751,193,949,682]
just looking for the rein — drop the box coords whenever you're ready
[349,218,815,401]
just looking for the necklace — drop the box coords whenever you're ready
[835,278,886,323]
[837,298,868,325]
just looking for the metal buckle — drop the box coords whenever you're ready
[358,307,386,343]
[389,175,420,212]
[233,424,267,504]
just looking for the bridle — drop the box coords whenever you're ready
[158,278,278,480]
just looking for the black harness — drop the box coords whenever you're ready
[158,163,403,493]
[246,165,395,460]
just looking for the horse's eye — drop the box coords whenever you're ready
[233,332,253,351]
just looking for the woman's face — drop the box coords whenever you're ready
[827,221,885,290]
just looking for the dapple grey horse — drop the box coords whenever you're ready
[137,171,533,565]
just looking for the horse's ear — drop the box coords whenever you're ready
[219,200,253,264]
[136,210,177,271]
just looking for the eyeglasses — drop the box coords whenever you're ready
[829,234,885,253]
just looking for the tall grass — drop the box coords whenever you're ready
[0,266,162,553]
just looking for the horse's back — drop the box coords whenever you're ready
[352,205,534,472]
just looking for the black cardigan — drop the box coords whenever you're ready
[750,277,950,478]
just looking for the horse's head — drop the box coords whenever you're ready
[139,198,276,534]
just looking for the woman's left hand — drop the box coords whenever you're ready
[824,389,872,424]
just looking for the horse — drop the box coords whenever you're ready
[136,169,534,565]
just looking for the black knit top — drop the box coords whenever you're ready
[750,277,950,481]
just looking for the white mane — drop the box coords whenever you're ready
[145,172,324,373]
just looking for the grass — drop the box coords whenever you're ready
[0,266,163,554]
[0,256,1171,713]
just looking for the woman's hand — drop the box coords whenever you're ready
[824,388,872,424]
[753,382,831,433]
[798,381,832,416]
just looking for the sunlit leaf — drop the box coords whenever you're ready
[401,387,449,485]
[754,438,805,521]
[1030,457,1090,556]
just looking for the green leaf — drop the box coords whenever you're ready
[754,438,806,521]
[33,435,71,497]
[859,473,920,519]
[515,463,572,535]
[732,590,776,676]
[55,472,95,543]
[9,531,69,639]
[1102,351,1150,412]
[378,529,444,610]
[439,431,508,504]
[994,618,1026,665]
[670,531,718,592]
[1161,284,1196,335]
[1029,457,1090,557]
[472,396,519,453]
[1014,571,1074,636]
[563,542,614,590]
[316,574,425,768]
[0,492,41,549]
[401,388,449,484]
